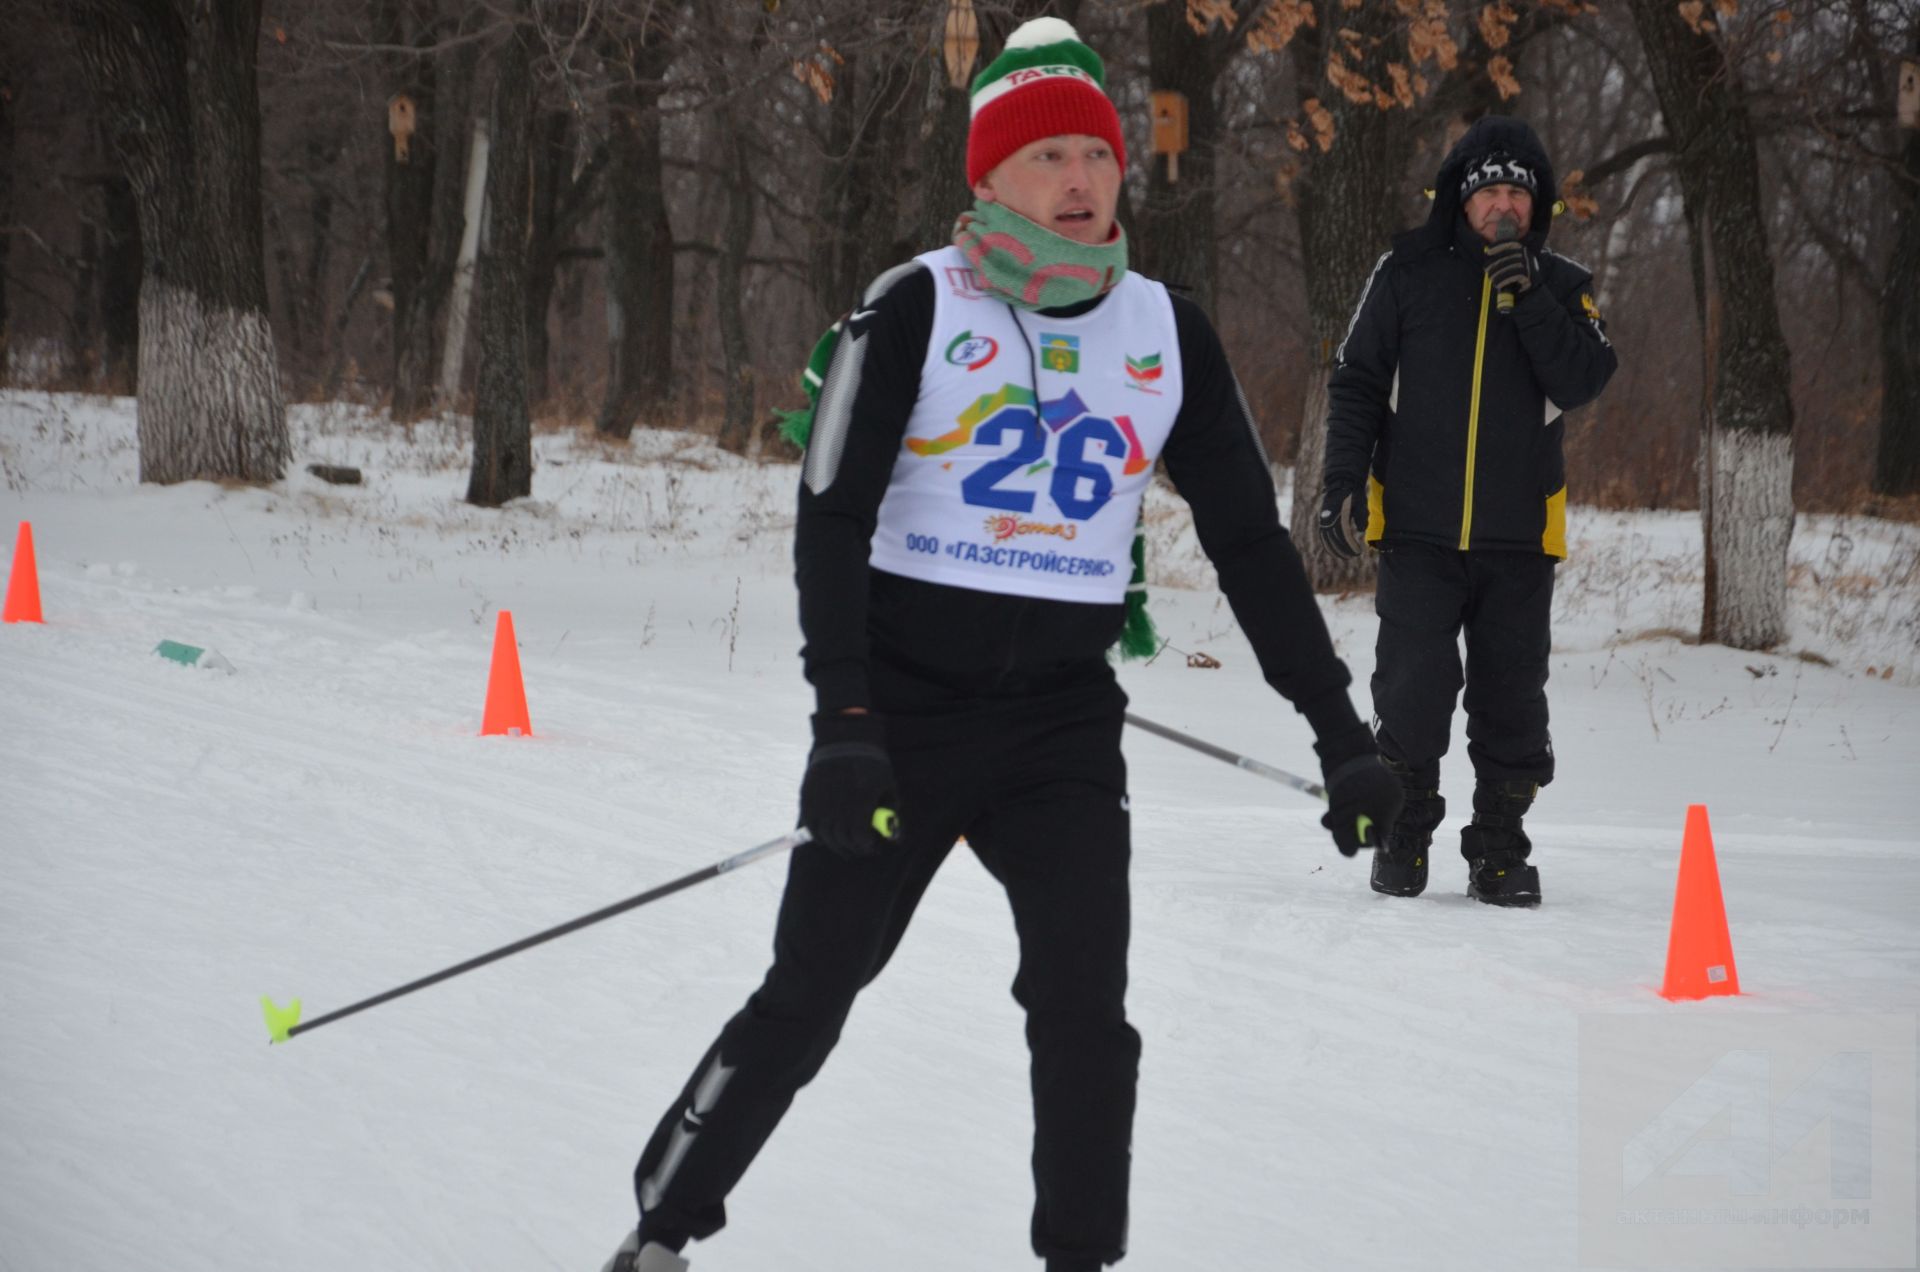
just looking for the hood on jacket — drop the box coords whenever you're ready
[1421,115,1558,251]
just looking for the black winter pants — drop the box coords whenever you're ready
[631,667,1139,1267]
[1370,544,1556,788]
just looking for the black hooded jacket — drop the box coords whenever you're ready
[1322,116,1618,557]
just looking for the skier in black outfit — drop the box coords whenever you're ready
[1317,115,1618,907]
[602,19,1401,1272]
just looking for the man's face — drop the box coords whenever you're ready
[1464,183,1535,243]
[972,134,1122,246]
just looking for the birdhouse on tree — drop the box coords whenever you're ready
[1151,91,1189,182]
[389,93,417,162]
[943,0,980,92]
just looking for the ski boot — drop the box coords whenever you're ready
[600,1230,690,1272]
[1463,779,1542,908]
[1371,760,1442,897]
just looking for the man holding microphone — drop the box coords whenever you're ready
[1317,116,1619,907]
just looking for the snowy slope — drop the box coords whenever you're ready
[2,390,1916,1271]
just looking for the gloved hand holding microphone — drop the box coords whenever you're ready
[1484,213,1535,313]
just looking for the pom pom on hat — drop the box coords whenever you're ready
[966,18,1126,187]
[1004,16,1081,49]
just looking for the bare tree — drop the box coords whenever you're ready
[380,0,440,417]
[713,118,757,453]
[527,116,595,406]
[73,0,288,484]
[1875,31,1920,496]
[0,45,14,381]
[466,8,534,506]
[1626,0,1796,649]
[809,7,929,315]
[595,10,677,439]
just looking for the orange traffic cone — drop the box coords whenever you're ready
[1659,804,1740,1000]
[480,610,532,737]
[3,521,43,624]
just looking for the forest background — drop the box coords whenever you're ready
[3,0,1916,640]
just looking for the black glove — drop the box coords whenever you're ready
[1483,239,1535,301]
[1314,729,1404,857]
[1317,485,1367,559]
[799,711,901,858]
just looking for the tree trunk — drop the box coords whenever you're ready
[67,214,100,385]
[0,54,12,383]
[1627,0,1795,649]
[300,137,337,370]
[1874,42,1920,496]
[466,16,533,507]
[912,67,972,257]
[1286,7,1425,591]
[99,170,142,393]
[386,1,478,421]
[439,115,490,408]
[522,110,572,410]
[596,28,675,439]
[715,123,756,454]
[268,201,307,362]
[74,0,288,485]
[1138,3,1223,313]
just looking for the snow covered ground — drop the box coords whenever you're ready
[3,389,1916,1271]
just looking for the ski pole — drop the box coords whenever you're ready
[1123,711,1326,801]
[262,809,899,1044]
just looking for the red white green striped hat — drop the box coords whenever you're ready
[966,18,1127,187]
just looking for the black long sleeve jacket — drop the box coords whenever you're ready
[795,264,1362,745]
[1324,117,1619,557]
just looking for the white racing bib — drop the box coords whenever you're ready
[869,246,1184,603]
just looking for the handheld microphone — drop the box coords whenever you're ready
[1493,214,1522,314]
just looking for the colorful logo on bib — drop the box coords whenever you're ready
[1039,333,1080,374]
[984,515,1078,542]
[1580,293,1602,321]
[944,330,999,371]
[904,383,1154,523]
[1124,352,1164,394]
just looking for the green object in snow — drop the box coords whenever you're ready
[154,640,235,672]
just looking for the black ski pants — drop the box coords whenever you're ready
[631,665,1139,1267]
[1370,543,1556,789]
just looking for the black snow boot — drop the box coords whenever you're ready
[1371,760,1443,898]
[1462,779,1542,908]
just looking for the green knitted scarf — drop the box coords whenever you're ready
[953,199,1128,311]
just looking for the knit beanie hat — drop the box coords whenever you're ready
[966,18,1127,187]
[1458,151,1539,200]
